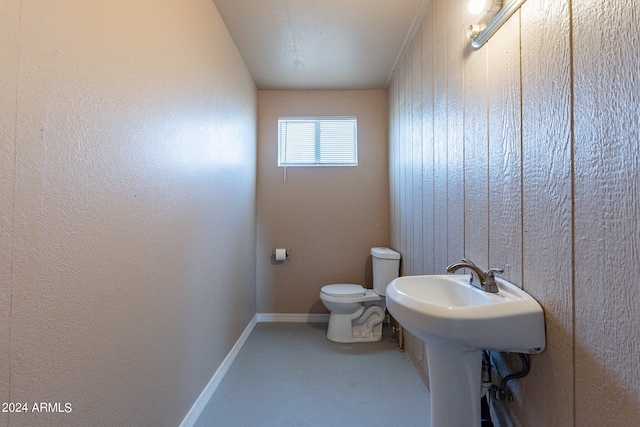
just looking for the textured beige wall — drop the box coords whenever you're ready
[0,1,256,426]
[256,90,389,314]
[0,2,21,425]
[389,0,639,425]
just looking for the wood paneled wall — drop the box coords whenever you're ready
[388,0,639,425]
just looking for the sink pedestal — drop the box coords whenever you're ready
[386,274,546,426]
[425,341,482,427]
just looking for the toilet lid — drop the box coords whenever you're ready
[321,284,365,297]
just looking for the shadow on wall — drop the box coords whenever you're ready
[491,313,573,424]
[572,344,640,425]
[490,315,640,426]
[310,300,326,314]
[363,255,373,288]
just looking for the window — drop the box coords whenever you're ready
[278,117,358,166]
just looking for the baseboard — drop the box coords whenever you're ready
[180,313,330,426]
[179,314,258,427]
[256,313,330,323]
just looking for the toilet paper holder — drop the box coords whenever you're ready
[272,248,290,261]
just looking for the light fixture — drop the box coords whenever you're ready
[467,0,527,49]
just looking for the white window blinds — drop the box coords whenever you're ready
[278,117,358,166]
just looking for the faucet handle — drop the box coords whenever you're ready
[483,267,503,293]
[485,267,504,276]
[484,267,504,286]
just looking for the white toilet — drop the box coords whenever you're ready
[319,247,401,343]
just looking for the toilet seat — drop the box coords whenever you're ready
[321,284,365,298]
[320,284,382,303]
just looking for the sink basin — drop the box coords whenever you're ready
[386,274,546,427]
[386,274,545,353]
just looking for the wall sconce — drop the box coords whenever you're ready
[467,0,526,48]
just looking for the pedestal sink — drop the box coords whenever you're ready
[386,275,546,427]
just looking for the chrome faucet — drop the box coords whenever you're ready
[446,258,504,293]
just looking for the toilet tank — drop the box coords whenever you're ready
[371,247,401,296]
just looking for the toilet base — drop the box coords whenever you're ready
[326,306,385,343]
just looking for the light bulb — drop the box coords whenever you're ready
[468,0,489,15]
[468,0,502,15]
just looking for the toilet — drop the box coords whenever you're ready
[319,247,401,343]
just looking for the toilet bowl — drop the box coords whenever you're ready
[319,248,401,343]
[320,284,386,342]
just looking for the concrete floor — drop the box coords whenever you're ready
[194,322,431,427]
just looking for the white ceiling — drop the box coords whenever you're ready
[212,0,426,90]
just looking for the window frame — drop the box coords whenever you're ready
[277,116,358,167]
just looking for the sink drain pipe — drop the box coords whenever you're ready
[492,353,531,401]
[481,351,532,425]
